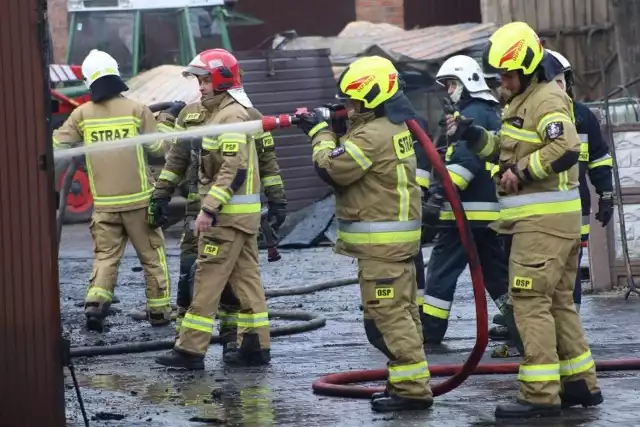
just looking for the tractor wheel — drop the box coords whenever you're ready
[56,160,94,224]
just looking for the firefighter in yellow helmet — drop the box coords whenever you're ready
[446,22,602,418]
[52,49,172,332]
[297,56,432,413]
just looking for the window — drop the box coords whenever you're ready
[140,11,182,71]
[189,7,224,53]
[68,12,135,76]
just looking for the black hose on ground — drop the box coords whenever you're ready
[70,310,326,358]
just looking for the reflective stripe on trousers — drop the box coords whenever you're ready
[439,201,500,221]
[559,350,595,376]
[423,295,452,319]
[337,219,422,245]
[499,189,581,220]
[581,215,590,236]
[388,361,430,384]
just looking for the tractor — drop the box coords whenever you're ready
[53,0,263,224]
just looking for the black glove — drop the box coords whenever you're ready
[323,103,348,136]
[422,192,444,226]
[148,196,170,229]
[297,109,328,136]
[167,101,186,118]
[595,191,614,227]
[267,200,287,230]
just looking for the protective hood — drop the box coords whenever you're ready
[382,92,418,124]
[89,75,129,103]
[537,51,566,83]
[227,87,253,108]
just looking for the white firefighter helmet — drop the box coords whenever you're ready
[81,49,121,88]
[546,49,572,73]
[436,55,497,103]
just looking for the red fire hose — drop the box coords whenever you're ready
[309,118,640,399]
[311,119,489,398]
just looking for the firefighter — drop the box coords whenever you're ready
[418,55,523,357]
[52,49,171,332]
[547,49,614,312]
[298,56,433,413]
[447,22,602,418]
[159,105,287,359]
[151,48,270,370]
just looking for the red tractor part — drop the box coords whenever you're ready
[56,161,93,224]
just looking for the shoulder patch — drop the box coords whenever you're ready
[183,112,203,123]
[329,146,346,158]
[505,117,524,128]
[545,121,564,140]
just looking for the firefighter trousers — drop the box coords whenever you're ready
[176,217,241,344]
[359,258,432,400]
[414,251,426,308]
[423,227,510,343]
[175,226,269,357]
[85,208,171,323]
[508,231,599,406]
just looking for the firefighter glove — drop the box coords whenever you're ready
[156,112,176,127]
[422,192,444,226]
[148,196,170,229]
[167,101,186,118]
[267,200,287,230]
[596,191,614,227]
[297,109,328,137]
[324,103,348,136]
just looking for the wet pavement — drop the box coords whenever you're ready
[59,224,640,426]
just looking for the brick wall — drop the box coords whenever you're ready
[355,0,405,28]
[47,0,68,63]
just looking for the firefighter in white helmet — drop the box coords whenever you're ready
[53,49,172,332]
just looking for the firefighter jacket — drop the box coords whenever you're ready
[575,101,614,237]
[153,93,261,235]
[52,96,165,212]
[310,111,422,263]
[470,77,582,239]
[416,98,502,227]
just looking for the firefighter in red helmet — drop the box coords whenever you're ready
[152,49,271,369]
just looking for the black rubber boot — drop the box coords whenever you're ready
[371,394,434,413]
[489,312,509,340]
[223,333,271,366]
[371,389,389,401]
[85,314,104,332]
[495,400,561,419]
[560,380,603,408]
[155,349,204,370]
[112,295,120,304]
[84,301,109,332]
[148,312,171,327]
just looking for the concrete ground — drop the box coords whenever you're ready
[59,224,640,427]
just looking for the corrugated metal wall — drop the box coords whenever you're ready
[0,0,65,425]
[482,0,619,100]
[404,0,481,29]
[236,49,337,211]
[229,0,356,51]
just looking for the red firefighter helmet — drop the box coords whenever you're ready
[182,49,242,91]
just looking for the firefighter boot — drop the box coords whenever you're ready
[560,380,603,408]
[371,394,434,413]
[148,310,171,327]
[223,333,271,367]
[495,400,561,419]
[155,349,204,370]
[84,301,110,332]
[489,312,509,340]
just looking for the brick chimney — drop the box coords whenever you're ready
[355,0,405,28]
[47,0,68,63]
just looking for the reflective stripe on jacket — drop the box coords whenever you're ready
[52,96,163,212]
[310,113,422,262]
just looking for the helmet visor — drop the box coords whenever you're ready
[182,65,210,78]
